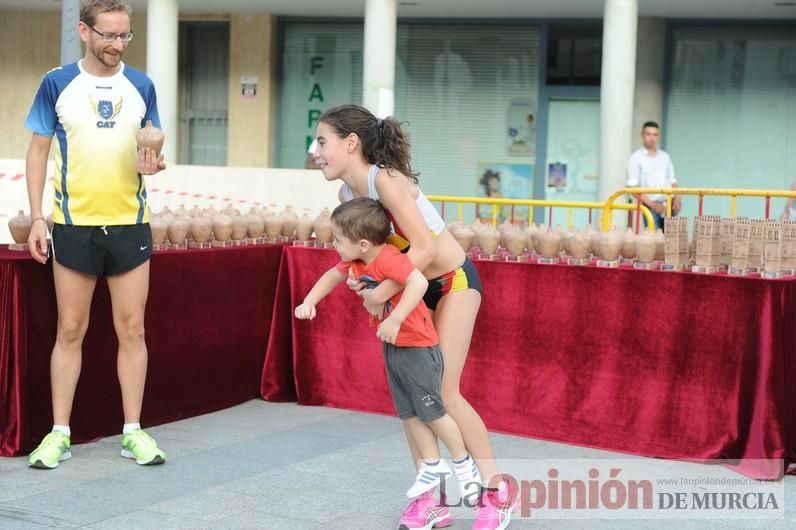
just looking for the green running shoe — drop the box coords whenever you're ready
[121,429,166,465]
[28,431,71,469]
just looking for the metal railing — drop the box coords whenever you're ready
[601,187,796,232]
[427,194,655,231]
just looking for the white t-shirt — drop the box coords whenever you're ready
[626,147,676,202]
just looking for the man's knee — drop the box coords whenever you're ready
[57,317,88,345]
[115,315,145,343]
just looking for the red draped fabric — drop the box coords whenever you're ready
[0,245,282,457]
[261,246,796,479]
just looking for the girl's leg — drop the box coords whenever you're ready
[433,289,499,482]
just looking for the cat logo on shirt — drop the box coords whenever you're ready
[89,95,123,128]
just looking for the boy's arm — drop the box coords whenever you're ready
[377,269,428,344]
[294,266,347,320]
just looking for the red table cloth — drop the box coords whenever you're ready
[0,244,282,456]
[261,246,796,478]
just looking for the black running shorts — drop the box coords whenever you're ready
[51,224,152,276]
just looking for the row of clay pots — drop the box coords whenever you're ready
[157,204,331,240]
[149,207,333,244]
[448,220,669,262]
[7,205,332,245]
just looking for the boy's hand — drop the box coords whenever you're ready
[347,268,366,294]
[377,316,401,344]
[363,299,384,319]
[294,302,317,320]
[360,288,379,306]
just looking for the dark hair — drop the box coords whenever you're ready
[331,197,391,245]
[480,170,500,196]
[319,104,419,184]
[80,0,131,26]
[642,121,659,131]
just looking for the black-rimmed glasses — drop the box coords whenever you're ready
[87,24,134,43]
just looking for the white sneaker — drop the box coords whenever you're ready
[407,459,453,498]
[451,454,482,498]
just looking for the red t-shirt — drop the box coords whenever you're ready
[336,245,438,347]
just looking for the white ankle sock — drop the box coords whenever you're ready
[123,423,141,435]
[52,425,70,437]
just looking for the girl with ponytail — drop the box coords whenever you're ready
[313,104,516,530]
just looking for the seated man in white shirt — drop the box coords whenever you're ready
[626,121,680,231]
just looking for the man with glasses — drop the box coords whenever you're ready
[24,0,166,469]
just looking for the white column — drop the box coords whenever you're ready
[146,0,178,164]
[363,0,397,117]
[60,0,81,65]
[633,18,666,135]
[599,0,638,228]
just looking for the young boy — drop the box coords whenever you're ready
[294,198,482,506]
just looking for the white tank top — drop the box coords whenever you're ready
[340,165,446,238]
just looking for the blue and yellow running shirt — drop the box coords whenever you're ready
[25,61,161,226]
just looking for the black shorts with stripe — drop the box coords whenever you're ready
[52,224,152,277]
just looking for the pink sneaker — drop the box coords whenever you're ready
[471,482,518,530]
[398,490,453,530]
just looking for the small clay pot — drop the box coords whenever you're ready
[232,217,249,240]
[568,231,591,259]
[264,213,282,238]
[8,210,32,243]
[212,214,233,241]
[150,216,168,245]
[636,232,657,262]
[135,120,165,155]
[535,228,562,259]
[246,214,265,238]
[503,229,527,256]
[598,230,622,261]
[296,213,314,241]
[313,211,332,243]
[190,217,212,243]
[478,226,501,255]
[621,228,637,259]
[166,217,190,244]
[279,207,298,238]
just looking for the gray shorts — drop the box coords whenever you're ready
[383,343,446,423]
